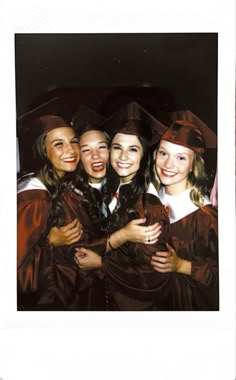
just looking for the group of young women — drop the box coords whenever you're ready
[17,100,219,311]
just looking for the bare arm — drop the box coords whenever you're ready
[106,218,162,252]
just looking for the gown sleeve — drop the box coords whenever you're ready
[17,190,52,268]
[190,206,218,287]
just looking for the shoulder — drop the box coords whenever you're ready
[17,177,51,203]
[197,204,218,220]
[17,176,49,193]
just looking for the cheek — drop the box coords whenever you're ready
[80,156,90,167]
[103,151,109,162]
[155,156,161,169]
[46,147,57,163]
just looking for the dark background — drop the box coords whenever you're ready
[15,33,218,173]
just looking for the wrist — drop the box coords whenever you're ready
[176,258,191,275]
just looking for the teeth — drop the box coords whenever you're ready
[118,163,131,168]
[63,158,76,162]
[92,163,103,168]
[162,170,176,176]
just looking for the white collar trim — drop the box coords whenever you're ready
[17,177,48,194]
[158,187,211,223]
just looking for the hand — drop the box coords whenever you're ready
[150,243,191,275]
[74,248,102,270]
[48,218,83,246]
[150,243,180,273]
[122,218,162,245]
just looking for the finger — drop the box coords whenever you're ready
[66,226,82,238]
[62,218,80,232]
[151,256,168,264]
[154,250,171,258]
[131,218,146,226]
[75,247,88,254]
[152,265,171,273]
[151,260,172,270]
[166,243,175,253]
[146,222,161,232]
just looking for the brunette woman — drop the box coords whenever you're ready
[17,114,81,310]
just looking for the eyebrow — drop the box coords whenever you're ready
[50,136,78,144]
[112,143,141,149]
[159,146,190,155]
[80,140,108,148]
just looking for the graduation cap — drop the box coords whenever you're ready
[71,105,106,137]
[17,96,73,137]
[101,101,167,146]
[169,110,217,149]
[16,97,73,173]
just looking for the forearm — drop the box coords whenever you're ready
[106,229,126,253]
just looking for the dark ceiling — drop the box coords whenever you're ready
[15,33,218,132]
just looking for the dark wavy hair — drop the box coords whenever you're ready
[101,131,151,233]
[66,161,105,230]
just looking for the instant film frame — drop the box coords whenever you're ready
[0,3,235,379]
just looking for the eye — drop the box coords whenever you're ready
[112,145,121,150]
[99,144,108,150]
[178,156,186,161]
[54,142,63,147]
[158,149,166,156]
[81,148,90,153]
[71,139,79,145]
[129,147,138,153]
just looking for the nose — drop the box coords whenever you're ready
[65,142,77,155]
[91,149,99,159]
[164,156,174,169]
[119,149,128,161]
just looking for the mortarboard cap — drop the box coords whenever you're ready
[17,96,73,137]
[169,110,217,149]
[101,101,167,146]
[71,105,105,137]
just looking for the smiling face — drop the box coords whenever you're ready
[110,132,143,183]
[79,130,109,183]
[155,139,194,195]
[45,127,80,178]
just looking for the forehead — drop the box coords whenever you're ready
[112,132,142,147]
[79,130,107,145]
[46,127,75,142]
[159,139,194,155]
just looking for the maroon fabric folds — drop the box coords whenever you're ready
[161,120,205,154]
[102,193,175,311]
[171,205,219,311]
[17,186,107,311]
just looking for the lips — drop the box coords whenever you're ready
[91,162,105,172]
[160,169,177,178]
[63,157,78,163]
[116,162,132,169]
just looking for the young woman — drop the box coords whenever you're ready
[17,114,81,310]
[150,120,218,311]
[75,103,175,311]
